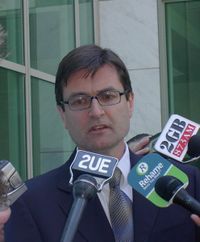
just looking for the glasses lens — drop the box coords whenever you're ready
[69,95,90,110]
[98,90,120,106]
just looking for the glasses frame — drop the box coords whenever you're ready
[60,89,130,111]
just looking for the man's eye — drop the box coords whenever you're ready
[71,96,89,106]
[100,92,117,101]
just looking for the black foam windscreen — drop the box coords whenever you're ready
[155,175,183,201]
[187,134,200,158]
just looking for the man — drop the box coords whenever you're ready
[5,45,200,241]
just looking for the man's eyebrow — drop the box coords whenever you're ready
[68,92,89,97]
[97,87,119,93]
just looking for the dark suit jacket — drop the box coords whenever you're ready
[5,150,200,242]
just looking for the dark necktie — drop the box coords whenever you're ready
[109,168,134,242]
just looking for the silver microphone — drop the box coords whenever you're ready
[0,160,27,210]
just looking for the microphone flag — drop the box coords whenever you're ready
[154,114,200,162]
[128,153,188,207]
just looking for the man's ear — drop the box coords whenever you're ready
[128,92,134,118]
[57,105,68,129]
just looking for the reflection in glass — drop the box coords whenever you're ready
[0,0,23,64]
[166,1,200,124]
[79,0,94,45]
[29,0,75,75]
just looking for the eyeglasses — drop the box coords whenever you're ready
[60,89,129,111]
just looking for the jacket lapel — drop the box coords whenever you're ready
[77,196,115,242]
[133,189,159,242]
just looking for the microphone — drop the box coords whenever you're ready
[187,134,200,158]
[0,160,27,210]
[60,174,98,242]
[128,153,189,208]
[129,115,200,163]
[69,149,118,191]
[61,149,119,242]
[155,175,200,216]
[154,114,200,162]
[180,134,200,163]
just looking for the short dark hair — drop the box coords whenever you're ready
[55,44,133,109]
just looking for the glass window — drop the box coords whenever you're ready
[0,67,26,179]
[79,0,94,45]
[29,0,75,75]
[165,1,200,124]
[31,77,75,176]
[0,0,24,64]
[0,0,96,178]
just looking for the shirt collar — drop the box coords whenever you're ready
[117,143,131,188]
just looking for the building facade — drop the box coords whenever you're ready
[0,0,200,179]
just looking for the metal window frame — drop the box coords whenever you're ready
[157,0,170,127]
[23,0,34,178]
[75,0,100,46]
[93,0,100,44]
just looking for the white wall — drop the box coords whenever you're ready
[98,0,162,139]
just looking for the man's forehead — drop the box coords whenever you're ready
[64,65,120,85]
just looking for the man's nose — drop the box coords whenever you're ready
[88,98,105,117]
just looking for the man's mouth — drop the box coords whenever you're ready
[89,124,109,132]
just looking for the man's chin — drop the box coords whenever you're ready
[83,142,116,155]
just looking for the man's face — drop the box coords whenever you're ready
[58,64,134,158]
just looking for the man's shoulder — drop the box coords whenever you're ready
[22,157,74,200]
[25,150,76,190]
[169,158,200,176]
[26,163,67,187]
[129,149,143,165]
